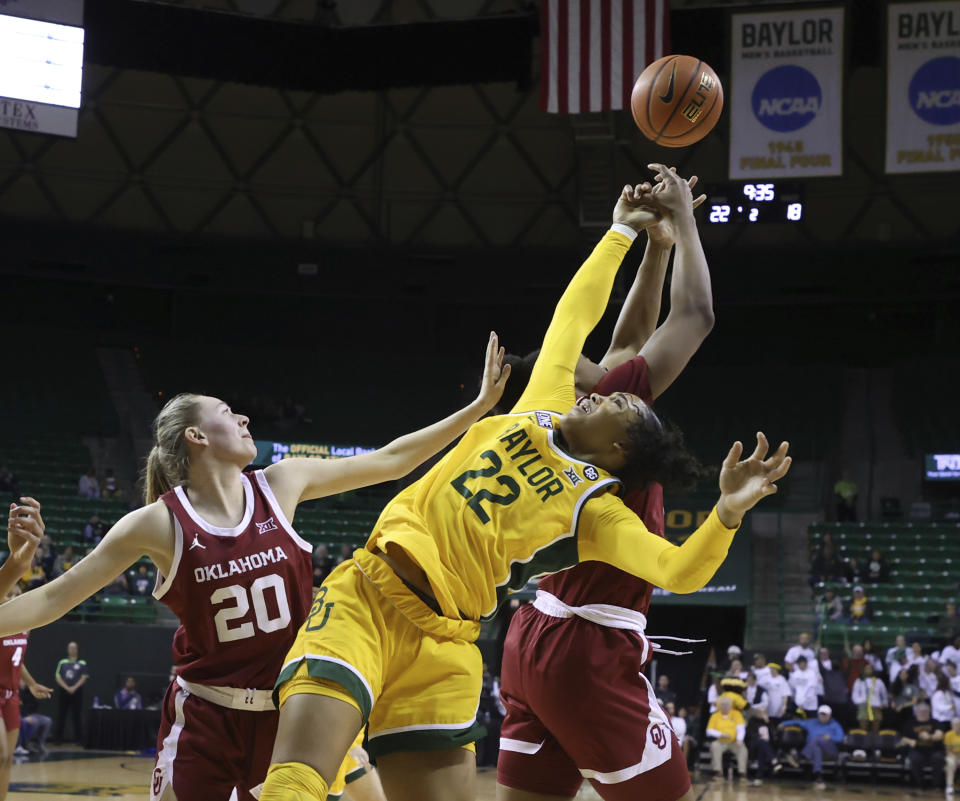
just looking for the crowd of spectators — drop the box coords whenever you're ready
[692,629,960,791]
[78,467,125,500]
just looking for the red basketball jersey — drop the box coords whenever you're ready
[0,632,28,695]
[156,470,314,690]
[537,356,665,612]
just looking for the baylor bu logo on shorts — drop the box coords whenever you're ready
[649,723,667,750]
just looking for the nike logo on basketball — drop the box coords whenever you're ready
[659,63,677,103]
[189,534,206,550]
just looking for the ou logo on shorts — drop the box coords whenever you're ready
[152,767,164,795]
[649,723,668,750]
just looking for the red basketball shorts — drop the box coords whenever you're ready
[151,681,278,801]
[497,603,691,801]
[0,691,20,731]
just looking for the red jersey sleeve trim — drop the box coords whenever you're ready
[153,514,184,601]
[252,470,313,554]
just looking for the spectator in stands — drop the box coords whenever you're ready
[77,467,100,499]
[842,643,868,693]
[887,634,908,668]
[892,666,923,728]
[781,704,844,791]
[763,663,790,725]
[932,674,958,729]
[745,705,780,786]
[101,468,123,499]
[942,634,960,671]
[19,551,46,591]
[861,637,883,674]
[129,564,153,596]
[815,587,843,624]
[114,676,142,710]
[936,602,960,643]
[744,671,767,715]
[335,543,352,566]
[945,716,960,795]
[39,535,56,576]
[312,544,333,586]
[82,515,104,544]
[785,632,817,670]
[817,646,834,672]
[0,465,20,499]
[103,572,128,596]
[852,663,888,733]
[53,641,88,744]
[900,702,946,789]
[834,470,858,522]
[810,543,844,586]
[707,695,747,781]
[720,644,743,674]
[752,653,772,686]
[844,558,866,586]
[788,655,821,717]
[919,657,942,698]
[52,546,76,579]
[866,548,889,583]
[818,650,851,728]
[666,702,695,768]
[655,674,676,708]
[946,662,960,695]
[18,682,51,758]
[707,673,723,714]
[727,659,747,680]
[847,585,870,623]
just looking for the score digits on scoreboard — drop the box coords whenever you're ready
[706,182,804,224]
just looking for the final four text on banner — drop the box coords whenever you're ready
[729,6,844,178]
[540,0,670,113]
[886,2,960,174]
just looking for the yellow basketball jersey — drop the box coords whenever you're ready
[368,409,620,624]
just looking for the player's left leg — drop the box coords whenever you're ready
[376,747,475,801]
[342,767,387,801]
[0,726,18,800]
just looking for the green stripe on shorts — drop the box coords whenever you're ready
[367,720,486,760]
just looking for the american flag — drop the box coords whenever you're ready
[541,0,671,114]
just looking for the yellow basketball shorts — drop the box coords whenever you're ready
[275,550,485,760]
[327,730,367,801]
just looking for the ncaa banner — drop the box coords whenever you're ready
[886,2,960,174]
[729,7,844,178]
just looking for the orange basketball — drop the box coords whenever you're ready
[631,54,724,148]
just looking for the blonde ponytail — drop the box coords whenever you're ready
[143,393,203,504]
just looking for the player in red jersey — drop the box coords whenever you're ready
[497,166,718,801]
[0,333,510,801]
[0,499,50,801]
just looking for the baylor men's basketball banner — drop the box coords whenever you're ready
[729,7,844,178]
[886,2,960,174]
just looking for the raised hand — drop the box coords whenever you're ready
[612,182,659,233]
[645,174,706,248]
[7,497,44,571]
[716,433,791,527]
[475,331,512,411]
[640,164,707,221]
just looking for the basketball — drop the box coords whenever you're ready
[630,54,724,148]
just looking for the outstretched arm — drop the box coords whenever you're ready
[0,502,173,637]
[513,185,658,415]
[637,164,715,400]
[578,434,791,592]
[600,174,707,371]
[264,333,511,510]
[21,663,53,699]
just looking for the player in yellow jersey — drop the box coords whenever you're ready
[259,176,792,801]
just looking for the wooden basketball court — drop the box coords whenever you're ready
[5,751,941,800]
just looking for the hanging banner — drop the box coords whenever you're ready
[729,6,844,179]
[886,2,960,173]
